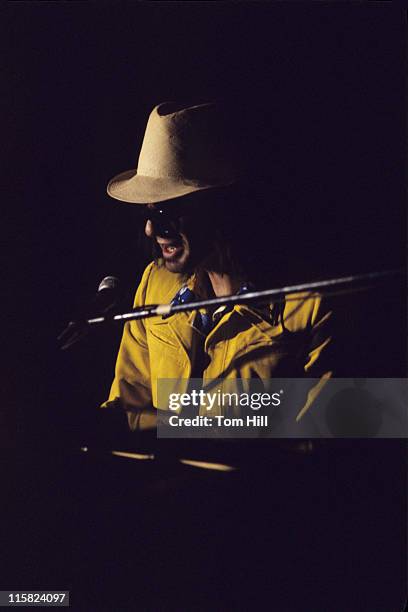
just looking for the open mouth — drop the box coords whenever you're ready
[156,238,184,260]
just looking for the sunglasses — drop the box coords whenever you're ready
[139,201,195,236]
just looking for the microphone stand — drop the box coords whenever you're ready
[85,268,402,327]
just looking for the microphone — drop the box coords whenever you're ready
[58,276,120,350]
[92,276,120,315]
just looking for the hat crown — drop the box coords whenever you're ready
[136,102,236,183]
[107,101,238,203]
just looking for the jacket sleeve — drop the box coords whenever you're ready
[99,262,155,431]
[304,294,333,376]
[295,294,334,422]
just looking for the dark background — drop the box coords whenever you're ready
[3,2,407,610]
[5,1,406,444]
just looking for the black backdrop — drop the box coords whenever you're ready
[3,3,407,610]
[5,2,406,447]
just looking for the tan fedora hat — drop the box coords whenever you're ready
[107,102,238,204]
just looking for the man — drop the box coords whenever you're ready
[101,101,332,433]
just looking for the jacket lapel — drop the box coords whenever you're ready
[203,304,291,378]
[159,274,200,371]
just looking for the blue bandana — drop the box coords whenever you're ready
[164,284,253,335]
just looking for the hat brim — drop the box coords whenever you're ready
[107,169,235,204]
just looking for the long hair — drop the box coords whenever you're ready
[139,180,302,289]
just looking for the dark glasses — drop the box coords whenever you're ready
[139,202,193,235]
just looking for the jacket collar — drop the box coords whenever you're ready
[204,304,282,354]
[159,279,284,371]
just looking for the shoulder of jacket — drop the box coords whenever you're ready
[283,291,327,330]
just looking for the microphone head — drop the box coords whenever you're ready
[96,276,121,314]
[98,276,120,292]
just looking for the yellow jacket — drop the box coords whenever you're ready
[102,261,332,429]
